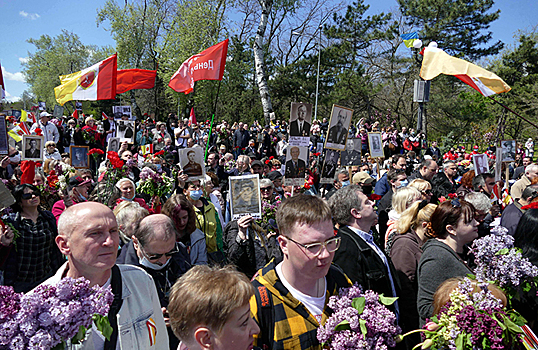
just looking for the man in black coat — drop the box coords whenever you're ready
[289,103,311,137]
[327,110,348,145]
[232,122,250,158]
[284,146,306,179]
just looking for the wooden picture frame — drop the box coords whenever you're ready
[21,135,44,161]
[70,145,90,169]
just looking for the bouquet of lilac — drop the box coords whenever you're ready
[317,284,401,350]
[400,277,525,350]
[137,167,174,198]
[0,277,113,350]
[256,198,282,233]
[470,225,538,292]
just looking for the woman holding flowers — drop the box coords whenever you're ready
[417,199,478,325]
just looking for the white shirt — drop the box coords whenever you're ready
[276,262,326,323]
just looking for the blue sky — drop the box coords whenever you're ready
[1,0,536,103]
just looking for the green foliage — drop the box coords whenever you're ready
[398,0,503,60]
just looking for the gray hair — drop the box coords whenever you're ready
[442,161,456,170]
[526,164,538,174]
[134,214,178,246]
[334,167,349,182]
[464,192,492,212]
[328,185,363,226]
[259,178,273,188]
[113,201,149,243]
[522,184,538,201]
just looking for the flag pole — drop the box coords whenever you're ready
[204,79,223,161]
[487,96,538,129]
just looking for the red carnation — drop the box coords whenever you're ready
[35,162,42,168]
[368,194,382,201]
[88,148,105,156]
[447,193,457,199]
[35,128,43,136]
[155,150,165,156]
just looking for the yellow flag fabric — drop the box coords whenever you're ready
[420,47,511,97]
[8,124,26,142]
[20,110,28,122]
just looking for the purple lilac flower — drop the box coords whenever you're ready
[0,286,21,322]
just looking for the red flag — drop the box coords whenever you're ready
[20,161,36,185]
[116,69,157,94]
[189,108,197,126]
[0,60,5,99]
[72,109,78,120]
[168,39,229,94]
[102,112,109,119]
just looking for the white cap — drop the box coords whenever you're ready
[40,111,52,118]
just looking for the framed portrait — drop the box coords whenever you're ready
[341,138,362,166]
[107,137,120,153]
[289,102,312,138]
[500,140,516,163]
[229,174,262,220]
[53,105,64,119]
[0,116,9,155]
[320,149,341,184]
[324,104,353,151]
[473,153,489,176]
[116,120,135,143]
[179,147,206,180]
[368,132,384,158]
[316,142,324,153]
[284,145,308,186]
[113,106,133,120]
[70,146,90,169]
[21,135,44,161]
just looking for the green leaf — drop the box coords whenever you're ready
[93,314,113,340]
[523,281,532,292]
[496,248,510,256]
[502,314,524,334]
[335,320,351,331]
[71,325,87,344]
[455,333,464,350]
[509,311,528,326]
[359,318,368,336]
[352,297,366,314]
[379,295,398,306]
[466,273,476,279]
[482,336,488,349]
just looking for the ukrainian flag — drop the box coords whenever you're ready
[401,32,419,48]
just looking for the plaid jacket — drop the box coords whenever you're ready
[250,261,351,350]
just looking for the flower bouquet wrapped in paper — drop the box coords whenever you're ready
[317,284,401,350]
[0,277,113,350]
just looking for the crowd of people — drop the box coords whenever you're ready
[1,108,537,350]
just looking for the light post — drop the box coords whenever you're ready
[292,25,322,120]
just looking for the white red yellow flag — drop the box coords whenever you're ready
[55,54,118,105]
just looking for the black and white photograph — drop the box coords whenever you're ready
[320,150,341,184]
[38,102,46,111]
[341,138,362,166]
[284,145,308,186]
[229,174,262,220]
[368,132,384,158]
[473,153,489,176]
[179,147,206,180]
[0,116,9,155]
[53,105,64,119]
[325,104,353,150]
[289,102,312,137]
[117,120,135,143]
[316,142,324,153]
[70,146,89,168]
[501,140,516,162]
[113,105,132,120]
[21,135,44,161]
[107,137,120,153]
[75,102,83,111]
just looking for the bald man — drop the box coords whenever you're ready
[42,202,169,349]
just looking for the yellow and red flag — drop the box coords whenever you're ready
[420,47,511,97]
[55,54,118,105]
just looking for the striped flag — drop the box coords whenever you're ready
[8,123,29,142]
[400,32,419,48]
[54,54,118,105]
[20,110,36,124]
[420,47,511,97]
[188,107,196,126]
[140,144,154,156]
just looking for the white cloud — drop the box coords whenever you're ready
[1,67,26,82]
[18,57,29,64]
[19,10,40,20]
[4,91,21,102]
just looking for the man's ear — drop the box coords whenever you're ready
[194,327,213,350]
[55,235,70,256]
[350,207,361,220]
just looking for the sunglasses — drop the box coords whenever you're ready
[451,198,461,208]
[260,187,272,191]
[142,243,180,261]
[21,191,39,200]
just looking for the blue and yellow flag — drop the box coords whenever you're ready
[401,32,419,48]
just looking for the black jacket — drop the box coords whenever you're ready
[431,172,457,199]
[333,226,400,300]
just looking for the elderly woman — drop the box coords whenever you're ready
[113,200,149,245]
[115,177,160,213]
[168,265,259,350]
[43,141,62,161]
[0,184,63,292]
[162,194,207,265]
[259,178,279,203]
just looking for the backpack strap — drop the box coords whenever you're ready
[253,283,274,350]
[104,265,123,350]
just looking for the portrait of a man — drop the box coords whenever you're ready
[117,120,135,143]
[325,105,353,150]
[182,150,203,176]
[180,147,205,179]
[501,140,516,162]
[368,132,384,158]
[22,135,44,161]
[473,154,489,176]
[70,146,89,168]
[289,102,312,137]
[285,146,307,179]
[229,175,261,219]
[321,150,340,182]
[341,138,361,166]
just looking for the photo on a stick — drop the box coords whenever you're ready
[229,174,262,220]
[324,105,353,151]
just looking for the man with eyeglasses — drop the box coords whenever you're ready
[117,214,190,349]
[250,194,350,350]
[328,185,400,321]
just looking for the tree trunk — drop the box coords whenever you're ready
[253,0,274,126]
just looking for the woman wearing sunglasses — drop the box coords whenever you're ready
[0,184,64,292]
[417,199,478,325]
